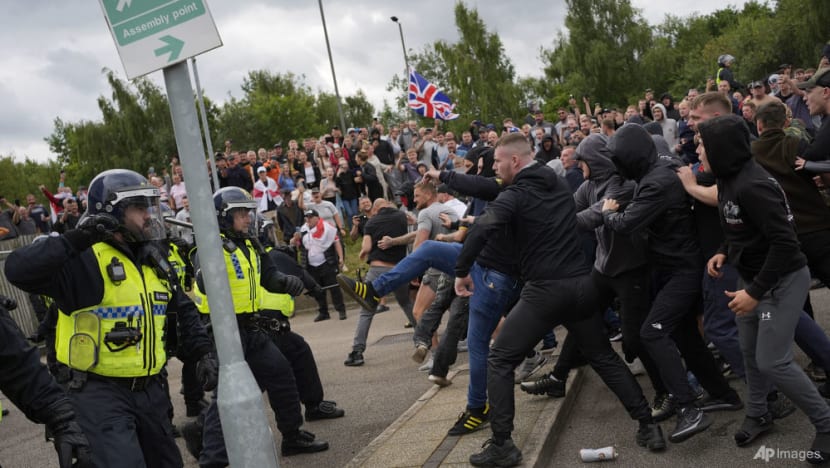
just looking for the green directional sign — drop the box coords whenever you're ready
[99,0,222,79]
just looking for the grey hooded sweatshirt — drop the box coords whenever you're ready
[573,134,647,276]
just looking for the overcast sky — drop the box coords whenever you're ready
[0,0,748,163]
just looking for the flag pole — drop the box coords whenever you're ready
[391,16,414,117]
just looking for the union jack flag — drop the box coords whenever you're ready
[408,69,459,120]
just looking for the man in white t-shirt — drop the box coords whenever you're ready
[300,188,346,238]
[297,209,346,321]
[436,184,467,219]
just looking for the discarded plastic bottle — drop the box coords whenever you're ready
[579,446,618,462]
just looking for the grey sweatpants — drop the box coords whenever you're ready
[737,266,830,432]
[352,265,414,352]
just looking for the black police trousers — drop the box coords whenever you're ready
[270,330,324,408]
[200,326,302,467]
[72,375,182,468]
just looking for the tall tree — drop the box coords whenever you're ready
[542,0,652,108]
[46,70,176,185]
[386,2,524,130]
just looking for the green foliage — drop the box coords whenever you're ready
[20,0,829,195]
[385,2,525,133]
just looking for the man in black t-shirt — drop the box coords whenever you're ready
[344,199,415,366]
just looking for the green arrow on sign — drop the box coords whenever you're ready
[154,35,184,62]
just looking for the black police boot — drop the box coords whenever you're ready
[181,419,204,459]
[281,429,329,456]
[306,400,345,421]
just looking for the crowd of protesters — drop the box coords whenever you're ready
[329,47,830,467]
[5,44,830,467]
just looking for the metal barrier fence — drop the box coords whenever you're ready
[0,234,41,337]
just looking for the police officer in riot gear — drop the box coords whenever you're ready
[5,169,218,468]
[191,186,328,466]
[0,295,93,468]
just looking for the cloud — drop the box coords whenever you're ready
[0,0,748,162]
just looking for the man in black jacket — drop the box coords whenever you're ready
[0,297,92,468]
[602,124,739,444]
[699,114,830,458]
[460,133,659,467]
[5,169,217,467]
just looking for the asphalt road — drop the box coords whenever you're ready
[0,300,436,468]
[543,288,830,468]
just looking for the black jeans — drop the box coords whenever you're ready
[307,262,345,315]
[640,267,731,406]
[799,229,830,286]
[488,276,651,437]
[554,267,665,393]
[413,273,455,346]
[431,296,470,378]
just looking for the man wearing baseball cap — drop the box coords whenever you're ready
[798,68,830,163]
[295,209,347,321]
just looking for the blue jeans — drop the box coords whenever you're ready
[341,198,358,229]
[372,241,461,296]
[467,262,521,409]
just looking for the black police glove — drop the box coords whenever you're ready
[40,400,94,468]
[196,353,218,392]
[281,274,305,297]
[66,213,119,250]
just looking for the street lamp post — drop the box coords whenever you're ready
[318,0,347,133]
[390,16,413,116]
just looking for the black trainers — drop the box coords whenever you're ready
[344,350,364,367]
[696,389,744,412]
[448,405,490,436]
[809,432,830,465]
[734,412,773,447]
[636,423,666,451]
[469,438,522,467]
[338,311,347,320]
[314,313,331,322]
[306,400,345,421]
[768,391,796,420]
[519,373,565,398]
[669,406,713,443]
[281,429,329,456]
[651,393,676,422]
[337,274,379,311]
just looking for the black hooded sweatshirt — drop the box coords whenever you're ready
[699,114,807,300]
[602,124,702,270]
[573,134,647,277]
[534,134,560,163]
[456,161,587,281]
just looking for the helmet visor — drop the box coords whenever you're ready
[120,195,166,242]
[227,207,260,238]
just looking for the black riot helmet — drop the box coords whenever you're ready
[82,169,165,242]
[213,186,258,238]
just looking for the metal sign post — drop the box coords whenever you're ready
[98,1,278,466]
[99,0,223,79]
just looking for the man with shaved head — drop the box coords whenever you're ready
[343,193,415,366]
